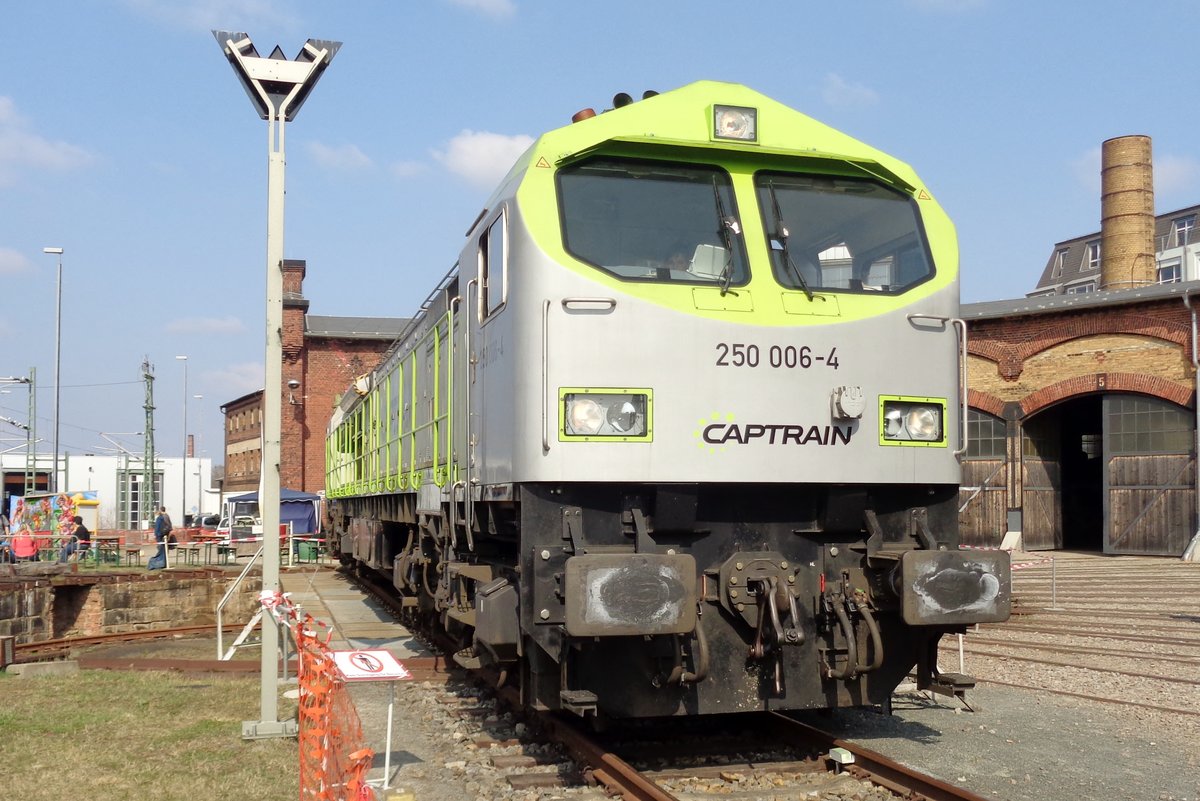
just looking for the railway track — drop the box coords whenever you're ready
[341,566,989,800]
[462,679,994,801]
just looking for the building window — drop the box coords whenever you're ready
[1065,281,1096,294]
[1086,241,1100,271]
[1052,248,1068,278]
[1174,215,1195,248]
[1158,263,1182,284]
[966,410,1006,459]
[1109,395,1192,454]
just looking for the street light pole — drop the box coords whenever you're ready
[193,395,203,514]
[176,355,188,526]
[43,247,63,493]
[214,29,339,741]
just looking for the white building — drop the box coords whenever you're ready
[1,451,218,530]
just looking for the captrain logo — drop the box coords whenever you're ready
[694,412,853,452]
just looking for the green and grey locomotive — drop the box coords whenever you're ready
[325,81,1010,720]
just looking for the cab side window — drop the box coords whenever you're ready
[481,213,506,318]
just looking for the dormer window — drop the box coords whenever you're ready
[1052,248,1068,278]
[1086,241,1100,271]
[1173,215,1195,248]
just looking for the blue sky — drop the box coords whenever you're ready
[3,0,1199,462]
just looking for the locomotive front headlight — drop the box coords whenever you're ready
[607,400,641,433]
[883,409,904,438]
[566,398,605,436]
[560,389,653,441]
[880,396,946,447]
[905,406,941,441]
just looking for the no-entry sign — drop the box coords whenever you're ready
[331,649,413,681]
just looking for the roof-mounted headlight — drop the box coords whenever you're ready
[713,104,757,142]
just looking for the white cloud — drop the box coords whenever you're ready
[165,316,247,335]
[1154,153,1200,198]
[307,141,373,170]
[1070,146,1199,209]
[390,160,427,180]
[119,0,299,31]
[0,247,33,275]
[1071,146,1102,196]
[211,361,265,398]
[432,130,534,190]
[821,74,879,110]
[445,0,516,18]
[0,97,94,186]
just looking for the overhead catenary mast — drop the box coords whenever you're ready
[142,359,156,528]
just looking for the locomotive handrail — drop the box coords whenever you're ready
[561,297,617,311]
[464,279,478,544]
[906,313,969,457]
[542,298,551,453]
[952,317,969,458]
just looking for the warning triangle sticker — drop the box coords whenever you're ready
[917,189,931,200]
[535,157,551,168]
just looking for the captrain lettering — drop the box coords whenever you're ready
[702,423,853,446]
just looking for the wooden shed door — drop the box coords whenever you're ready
[1021,415,1062,550]
[1103,395,1195,555]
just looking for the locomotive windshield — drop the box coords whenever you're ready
[558,158,749,286]
[755,173,934,294]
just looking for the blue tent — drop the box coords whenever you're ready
[225,488,320,534]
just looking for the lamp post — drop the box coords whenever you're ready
[193,395,203,516]
[42,247,63,493]
[176,355,188,528]
[214,29,339,740]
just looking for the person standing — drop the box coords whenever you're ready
[148,506,172,570]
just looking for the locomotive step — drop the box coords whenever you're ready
[560,690,599,716]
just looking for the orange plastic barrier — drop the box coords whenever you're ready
[296,613,375,800]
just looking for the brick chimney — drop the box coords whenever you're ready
[282,259,309,358]
[1100,135,1156,291]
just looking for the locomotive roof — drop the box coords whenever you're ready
[539,81,921,190]
[477,81,935,224]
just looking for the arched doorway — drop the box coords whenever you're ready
[1021,393,1195,554]
[1022,395,1103,551]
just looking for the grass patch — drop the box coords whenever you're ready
[0,669,298,801]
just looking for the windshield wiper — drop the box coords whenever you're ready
[712,178,739,296]
[768,181,813,301]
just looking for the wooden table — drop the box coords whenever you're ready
[95,535,121,565]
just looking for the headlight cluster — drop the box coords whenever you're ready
[880,397,946,446]
[713,104,757,142]
[561,390,651,440]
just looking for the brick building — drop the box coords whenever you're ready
[220,259,408,497]
[958,135,1200,559]
[961,283,1198,556]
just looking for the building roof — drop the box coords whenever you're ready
[306,315,410,340]
[965,278,1200,321]
[1031,203,1200,295]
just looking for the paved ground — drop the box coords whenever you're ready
[283,560,1200,800]
[279,565,430,658]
